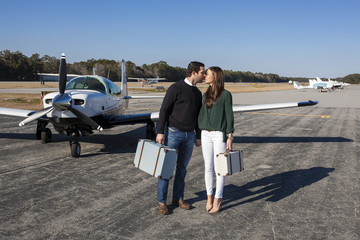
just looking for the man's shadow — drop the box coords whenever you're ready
[190,167,334,211]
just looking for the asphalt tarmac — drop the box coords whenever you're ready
[0,86,359,239]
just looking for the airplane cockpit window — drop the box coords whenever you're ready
[107,81,121,95]
[66,77,106,94]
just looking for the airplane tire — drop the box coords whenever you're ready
[70,141,81,157]
[146,121,156,140]
[36,130,41,140]
[46,128,52,141]
[40,128,52,143]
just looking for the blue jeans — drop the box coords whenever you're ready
[157,127,195,203]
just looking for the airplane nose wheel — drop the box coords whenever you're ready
[68,130,81,157]
[40,128,52,144]
[36,121,52,143]
[70,141,81,158]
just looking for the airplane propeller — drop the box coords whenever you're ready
[19,106,54,126]
[59,53,67,95]
[18,53,103,131]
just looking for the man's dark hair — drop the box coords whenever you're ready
[187,61,204,77]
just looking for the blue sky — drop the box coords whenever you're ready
[1,0,359,78]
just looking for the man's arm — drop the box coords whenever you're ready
[157,85,176,135]
[156,85,177,143]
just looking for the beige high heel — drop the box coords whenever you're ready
[209,198,222,214]
[206,195,213,212]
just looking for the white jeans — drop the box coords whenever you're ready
[201,130,226,198]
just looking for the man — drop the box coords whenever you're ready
[156,61,205,215]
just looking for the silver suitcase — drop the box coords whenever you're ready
[134,139,178,179]
[216,150,244,176]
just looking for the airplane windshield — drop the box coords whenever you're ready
[66,77,106,94]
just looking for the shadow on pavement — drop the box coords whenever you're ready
[0,125,146,155]
[190,167,334,211]
[233,136,352,143]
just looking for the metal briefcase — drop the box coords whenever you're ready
[134,139,178,179]
[216,150,244,176]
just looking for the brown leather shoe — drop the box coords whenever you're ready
[158,202,169,215]
[172,199,192,210]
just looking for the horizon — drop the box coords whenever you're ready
[1,0,359,78]
[2,50,348,80]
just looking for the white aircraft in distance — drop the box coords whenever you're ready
[293,79,332,91]
[0,54,318,157]
[318,77,350,89]
[128,76,166,86]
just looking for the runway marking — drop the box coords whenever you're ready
[245,112,331,118]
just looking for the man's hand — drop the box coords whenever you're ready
[195,139,201,147]
[156,133,165,145]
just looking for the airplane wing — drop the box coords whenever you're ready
[0,100,317,128]
[124,95,164,99]
[148,100,318,122]
[0,107,35,118]
[0,106,156,127]
[232,100,318,112]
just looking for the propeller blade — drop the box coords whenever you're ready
[19,106,54,126]
[68,106,103,131]
[59,53,67,95]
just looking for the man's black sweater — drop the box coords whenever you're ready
[158,80,202,139]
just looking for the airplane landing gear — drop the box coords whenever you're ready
[70,141,81,157]
[68,129,81,157]
[36,120,52,143]
[146,121,156,140]
[40,128,52,143]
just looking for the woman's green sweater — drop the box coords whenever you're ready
[198,89,234,142]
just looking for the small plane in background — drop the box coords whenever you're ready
[0,54,318,157]
[293,80,329,91]
[317,77,350,89]
[293,76,350,92]
[128,76,166,86]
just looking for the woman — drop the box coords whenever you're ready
[198,66,234,214]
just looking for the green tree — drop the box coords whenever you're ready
[41,55,59,73]
[342,74,360,84]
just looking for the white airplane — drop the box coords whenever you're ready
[128,76,166,86]
[293,81,314,90]
[325,78,350,88]
[315,77,336,90]
[315,77,350,90]
[0,54,318,157]
[0,54,163,157]
[293,79,331,91]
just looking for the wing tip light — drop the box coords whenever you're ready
[298,100,318,107]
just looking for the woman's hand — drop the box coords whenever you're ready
[227,133,234,151]
[226,139,232,151]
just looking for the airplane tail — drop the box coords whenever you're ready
[309,79,316,87]
[121,59,128,96]
[293,81,301,89]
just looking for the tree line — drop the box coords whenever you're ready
[1,50,358,84]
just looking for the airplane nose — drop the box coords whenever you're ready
[52,93,72,111]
